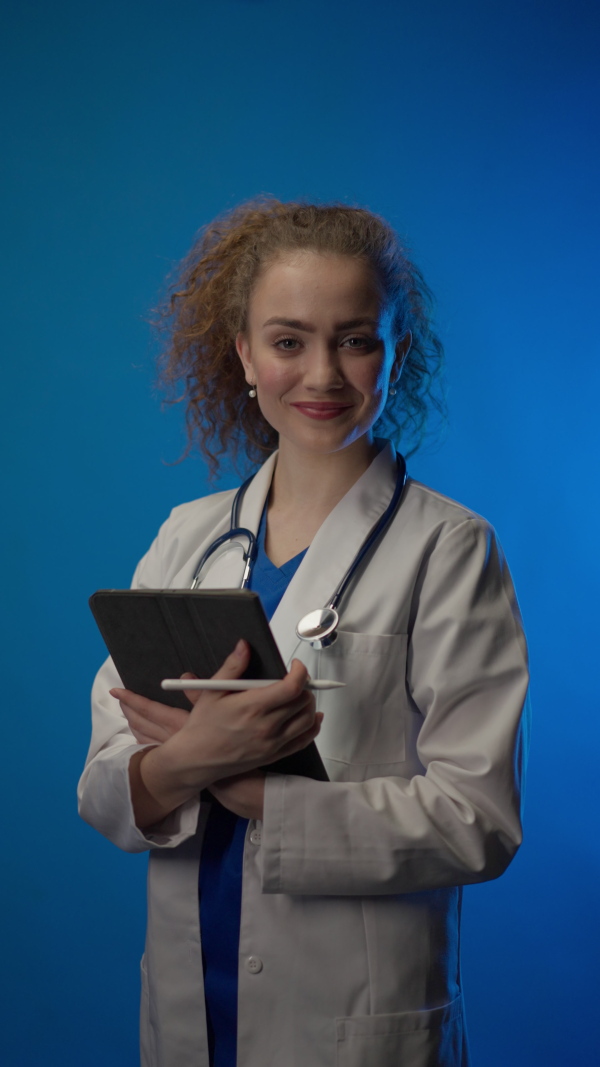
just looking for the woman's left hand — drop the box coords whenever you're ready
[210,770,266,821]
[116,680,266,818]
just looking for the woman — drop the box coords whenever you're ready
[78,200,529,1067]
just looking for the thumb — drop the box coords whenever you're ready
[180,641,250,705]
[212,639,251,681]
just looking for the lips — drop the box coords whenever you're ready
[290,402,353,420]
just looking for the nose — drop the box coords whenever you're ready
[303,344,344,392]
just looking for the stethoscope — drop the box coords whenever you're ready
[191,453,407,649]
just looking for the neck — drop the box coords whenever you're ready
[270,435,379,515]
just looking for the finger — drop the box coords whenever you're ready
[289,658,309,682]
[266,714,323,763]
[110,688,188,734]
[243,695,315,752]
[272,658,310,700]
[131,731,159,746]
[119,706,160,746]
[234,663,311,716]
[269,691,315,727]
[220,689,312,740]
[211,639,251,681]
[275,701,318,742]
[178,643,252,711]
[179,672,202,707]
[119,703,171,744]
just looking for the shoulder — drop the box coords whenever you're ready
[399,477,494,545]
[133,485,238,588]
[383,477,508,601]
[165,486,236,535]
[397,480,524,639]
[158,485,239,559]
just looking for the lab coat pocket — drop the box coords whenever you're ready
[336,997,465,1067]
[315,631,408,768]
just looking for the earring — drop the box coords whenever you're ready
[389,384,397,396]
[248,385,257,398]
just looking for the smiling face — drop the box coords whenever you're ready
[236,251,410,462]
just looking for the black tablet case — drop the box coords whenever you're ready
[90,589,328,781]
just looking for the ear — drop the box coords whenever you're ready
[391,330,412,387]
[235,332,254,384]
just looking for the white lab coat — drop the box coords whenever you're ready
[78,442,530,1067]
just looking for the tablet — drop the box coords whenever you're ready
[89,588,328,781]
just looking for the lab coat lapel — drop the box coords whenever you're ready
[269,442,398,667]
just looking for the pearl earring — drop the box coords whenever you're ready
[248,383,257,398]
[389,384,397,396]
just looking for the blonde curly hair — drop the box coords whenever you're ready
[156,197,445,476]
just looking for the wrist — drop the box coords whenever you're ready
[139,741,207,811]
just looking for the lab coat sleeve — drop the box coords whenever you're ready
[77,515,202,854]
[261,517,530,895]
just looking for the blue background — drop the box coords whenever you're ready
[1,1,599,1063]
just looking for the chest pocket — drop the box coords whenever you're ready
[311,631,408,772]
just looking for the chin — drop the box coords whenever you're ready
[281,426,372,457]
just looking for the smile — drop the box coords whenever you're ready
[290,402,353,421]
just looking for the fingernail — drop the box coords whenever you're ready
[234,639,246,658]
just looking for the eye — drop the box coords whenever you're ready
[341,335,377,351]
[274,335,302,352]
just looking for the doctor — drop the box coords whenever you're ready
[78,199,530,1067]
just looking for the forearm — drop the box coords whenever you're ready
[129,745,208,830]
[78,737,202,853]
[261,754,525,897]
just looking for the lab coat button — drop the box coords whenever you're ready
[246,956,263,974]
[249,829,262,845]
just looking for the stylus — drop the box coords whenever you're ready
[160,678,345,692]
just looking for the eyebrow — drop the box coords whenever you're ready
[262,316,380,331]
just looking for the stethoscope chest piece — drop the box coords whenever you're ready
[296,607,339,650]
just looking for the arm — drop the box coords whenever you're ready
[79,635,319,851]
[115,647,318,830]
[78,512,319,851]
[260,518,530,895]
[78,518,187,852]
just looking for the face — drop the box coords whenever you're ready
[236,251,410,459]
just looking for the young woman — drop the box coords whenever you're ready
[78,200,529,1067]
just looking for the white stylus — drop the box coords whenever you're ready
[160,678,345,692]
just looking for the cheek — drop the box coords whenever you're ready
[256,361,298,396]
[354,361,389,401]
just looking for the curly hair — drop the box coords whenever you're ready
[156,197,445,477]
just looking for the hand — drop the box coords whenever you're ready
[111,687,190,746]
[110,640,322,825]
[210,771,266,821]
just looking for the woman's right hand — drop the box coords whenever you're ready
[113,640,321,828]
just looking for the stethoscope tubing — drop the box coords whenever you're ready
[190,472,256,590]
[327,453,407,612]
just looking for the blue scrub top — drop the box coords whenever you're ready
[199,506,307,1067]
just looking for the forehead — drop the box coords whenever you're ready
[248,251,385,323]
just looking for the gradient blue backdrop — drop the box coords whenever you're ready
[1,1,599,1064]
